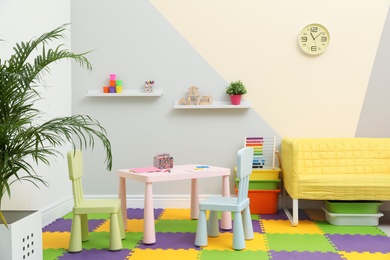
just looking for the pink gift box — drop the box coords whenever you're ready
[153,153,173,169]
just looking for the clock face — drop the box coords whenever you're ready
[298,23,330,55]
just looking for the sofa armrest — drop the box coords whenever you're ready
[281,138,300,198]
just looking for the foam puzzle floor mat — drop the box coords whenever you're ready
[42,208,390,260]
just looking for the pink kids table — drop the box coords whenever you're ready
[117,164,232,244]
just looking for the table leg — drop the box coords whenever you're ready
[220,175,232,230]
[143,182,156,244]
[118,177,127,229]
[190,179,199,219]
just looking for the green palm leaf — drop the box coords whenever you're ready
[0,24,112,226]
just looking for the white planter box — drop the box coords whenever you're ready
[0,211,42,260]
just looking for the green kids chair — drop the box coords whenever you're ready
[195,147,254,250]
[67,149,126,252]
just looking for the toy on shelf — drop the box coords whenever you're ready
[145,80,155,93]
[245,136,276,169]
[177,86,212,105]
[103,73,123,93]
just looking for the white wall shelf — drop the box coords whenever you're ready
[173,100,251,109]
[86,89,163,97]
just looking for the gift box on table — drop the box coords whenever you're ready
[153,153,173,169]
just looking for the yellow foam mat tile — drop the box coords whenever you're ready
[261,219,323,234]
[340,251,390,260]
[127,248,199,260]
[198,233,267,251]
[42,232,70,249]
[95,219,145,232]
[159,208,192,220]
[305,208,326,221]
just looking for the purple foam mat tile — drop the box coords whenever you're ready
[218,219,262,233]
[43,218,72,232]
[127,208,164,220]
[252,219,263,233]
[59,249,132,259]
[327,234,390,253]
[270,251,344,260]
[260,209,310,220]
[137,232,200,250]
[43,219,105,232]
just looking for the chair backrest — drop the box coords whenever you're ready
[67,149,84,206]
[236,147,254,203]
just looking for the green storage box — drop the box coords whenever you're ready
[325,200,382,214]
[235,178,280,190]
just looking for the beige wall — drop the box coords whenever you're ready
[150,0,390,137]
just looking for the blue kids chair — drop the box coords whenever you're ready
[195,147,254,250]
[67,149,126,252]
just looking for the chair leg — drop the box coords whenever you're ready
[80,214,89,241]
[69,214,82,252]
[109,212,123,251]
[195,210,208,247]
[242,207,254,240]
[208,211,219,237]
[118,208,126,239]
[232,212,245,250]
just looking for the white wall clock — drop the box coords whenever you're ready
[298,23,330,55]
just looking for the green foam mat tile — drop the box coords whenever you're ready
[315,220,387,235]
[80,232,143,250]
[43,248,66,259]
[265,233,337,252]
[155,219,198,232]
[62,212,111,220]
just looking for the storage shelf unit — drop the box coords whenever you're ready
[173,100,251,109]
[86,89,163,97]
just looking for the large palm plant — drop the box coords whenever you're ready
[0,24,112,227]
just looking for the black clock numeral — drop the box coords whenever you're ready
[311,46,317,52]
[301,36,307,42]
[321,36,328,42]
[310,27,318,33]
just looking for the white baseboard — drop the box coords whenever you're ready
[41,196,73,227]
[41,194,390,227]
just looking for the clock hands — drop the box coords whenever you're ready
[314,32,322,40]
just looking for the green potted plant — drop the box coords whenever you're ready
[0,24,113,229]
[226,80,247,105]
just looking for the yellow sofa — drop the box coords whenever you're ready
[281,137,390,226]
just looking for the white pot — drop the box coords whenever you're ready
[0,211,42,260]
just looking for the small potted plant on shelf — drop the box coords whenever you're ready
[226,80,247,105]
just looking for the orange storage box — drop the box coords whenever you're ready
[235,188,280,214]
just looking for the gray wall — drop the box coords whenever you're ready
[71,0,278,196]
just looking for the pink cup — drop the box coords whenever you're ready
[110,74,116,81]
